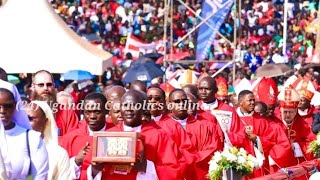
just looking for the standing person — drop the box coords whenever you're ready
[146,87,197,167]
[89,90,182,180]
[0,88,49,179]
[169,89,223,179]
[253,77,296,173]
[237,90,274,177]
[198,77,247,149]
[31,70,79,136]
[277,86,315,167]
[295,80,316,131]
[27,101,73,179]
[59,93,109,180]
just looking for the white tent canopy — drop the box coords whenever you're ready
[0,0,112,75]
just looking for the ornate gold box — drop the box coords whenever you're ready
[92,132,137,163]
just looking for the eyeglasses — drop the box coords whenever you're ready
[34,83,54,88]
[0,103,15,110]
[148,96,162,101]
[172,99,188,104]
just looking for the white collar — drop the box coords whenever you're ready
[88,124,106,136]
[123,124,142,132]
[298,109,308,116]
[283,120,294,127]
[201,99,218,111]
[236,108,254,117]
[172,116,188,127]
[151,114,163,122]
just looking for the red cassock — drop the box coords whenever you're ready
[155,113,197,164]
[56,106,79,136]
[184,115,224,179]
[278,115,316,162]
[199,100,248,149]
[197,111,225,149]
[238,113,275,178]
[102,121,182,180]
[299,106,316,138]
[266,116,296,174]
[273,115,316,180]
[59,121,107,180]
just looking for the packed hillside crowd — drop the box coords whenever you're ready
[0,66,320,179]
[50,0,319,62]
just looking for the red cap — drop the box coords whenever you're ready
[253,77,278,105]
[278,85,300,109]
[215,76,228,98]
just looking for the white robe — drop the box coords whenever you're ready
[47,144,73,180]
[4,124,49,180]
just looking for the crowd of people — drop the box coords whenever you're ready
[0,66,320,179]
[50,0,319,66]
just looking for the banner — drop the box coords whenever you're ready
[196,0,234,61]
[124,34,164,59]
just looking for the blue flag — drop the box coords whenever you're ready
[196,0,234,61]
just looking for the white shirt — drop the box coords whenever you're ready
[123,124,142,132]
[201,100,218,111]
[4,124,49,180]
[151,115,162,123]
[172,117,188,128]
[298,109,308,116]
[72,125,107,179]
[236,108,254,117]
[88,125,107,136]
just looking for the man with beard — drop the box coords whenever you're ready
[237,90,274,177]
[253,77,295,173]
[31,70,78,136]
[198,77,246,149]
[88,90,182,180]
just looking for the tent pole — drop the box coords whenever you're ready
[170,0,173,61]
[163,0,168,83]
[232,0,237,83]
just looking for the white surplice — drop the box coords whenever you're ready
[5,124,49,180]
[32,101,73,180]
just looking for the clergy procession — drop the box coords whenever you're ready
[0,67,319,180]
[2,0,320,179]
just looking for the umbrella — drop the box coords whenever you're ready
[7,75,20,84]
[142,53,163,61]
[255,63,292,78]
[81,33,101,42]
[122,61,164,83]
[63,70,95,81]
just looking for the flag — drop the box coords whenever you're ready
[196,0,234,61]
[124,34,165,59]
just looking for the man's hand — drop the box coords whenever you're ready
[75,142,90,166]
[245,128,257,142]
[91,162,106,178]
